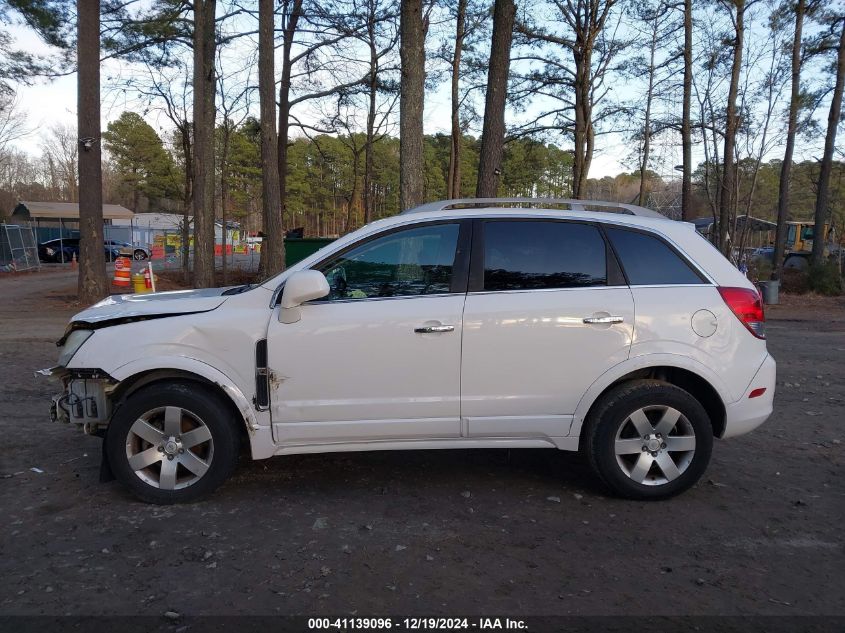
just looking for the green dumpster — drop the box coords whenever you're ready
[284,237,336,267]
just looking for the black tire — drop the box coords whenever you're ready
[134,249,148,261]
[105,381,240,504]
[784,255,808,271]
[583,379,713,500]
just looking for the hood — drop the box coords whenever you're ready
[71,288,231,325]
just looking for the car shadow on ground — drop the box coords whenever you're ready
[225,447,604,499]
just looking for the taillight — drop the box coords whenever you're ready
[718,287,765,339]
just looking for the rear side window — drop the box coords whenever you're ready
[604,227,704,285]
[483,221,607,291]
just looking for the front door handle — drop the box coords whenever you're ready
[583,316,624,324]
[415,324,455,333]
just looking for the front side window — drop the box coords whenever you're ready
[482,221,607,291]
[316,223,460,301]
[604,227,704,285]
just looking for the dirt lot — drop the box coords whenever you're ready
[0,270,843,618]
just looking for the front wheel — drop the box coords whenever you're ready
[105,382,240,504]
[583,380,713,500]
[134,249,148,261]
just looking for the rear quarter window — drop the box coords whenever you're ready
[604,226,705,285]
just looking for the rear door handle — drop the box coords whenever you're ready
[415,324,455,333]
[583,316,624,324]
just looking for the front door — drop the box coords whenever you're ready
[461,219,635,439]
[267,221,470,445]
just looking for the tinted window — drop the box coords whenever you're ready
[605,227,704,285]
[483,221,607,291]
[317,223,460,301]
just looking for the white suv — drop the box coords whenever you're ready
[42,198,775,504]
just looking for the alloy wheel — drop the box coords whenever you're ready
[125,406,214,490]
[614,405,696,486]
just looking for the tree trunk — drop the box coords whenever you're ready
[772,0,806,280]
[345,145,362,233]
[77,0,108,304]
[704,92,722,234]
[180,123,192,277]
[364,16,378,224]
[192,0,217,288]
[584,115,595,192]
[447,0,467,199]
[718,0,744,256]
[811,18,845,267]
[638,12,658,207]
[572,40,593,198]
[259,0,285,277]
[271,0,301,272]
[476,0,516,198]
[220,125,229,285]
[400,0,426,209]
[681,0,693,220]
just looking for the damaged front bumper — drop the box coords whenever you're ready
[38,366,116,435]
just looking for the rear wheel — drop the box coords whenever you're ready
[133,249,148,261]
[105,382,240,504]
[583,380,713,500]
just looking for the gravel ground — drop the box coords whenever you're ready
[0,271,843,618]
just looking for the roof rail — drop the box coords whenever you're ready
[401,197,666,219]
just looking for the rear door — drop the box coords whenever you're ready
[460,219,635,439]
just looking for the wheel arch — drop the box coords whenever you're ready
[572,358,728,442]
[108,357,275,459]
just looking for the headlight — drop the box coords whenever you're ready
[58,330,93,366]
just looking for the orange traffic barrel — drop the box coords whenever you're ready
[113,256,131,288]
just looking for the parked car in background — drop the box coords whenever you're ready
[749,246,774,263]
[38,239,149,263]
[42,198,775,504]
[38,238,121,263]
[106,240,151,261]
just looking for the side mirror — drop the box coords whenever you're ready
[279,270,330,323]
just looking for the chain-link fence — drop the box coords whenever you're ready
[144,230,262,274]
[0,223,41,272]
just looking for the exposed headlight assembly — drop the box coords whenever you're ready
[58,330,93,366]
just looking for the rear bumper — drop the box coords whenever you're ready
[722,354,776,438]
